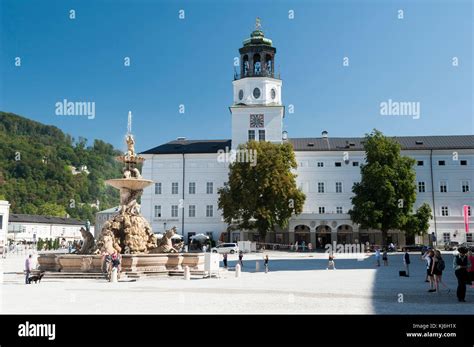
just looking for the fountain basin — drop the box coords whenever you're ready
[105,178,153,190]
[37,253,206,277]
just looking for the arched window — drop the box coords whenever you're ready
[266,54,273,75]
[242,55,249,76]
[253,54,261,75]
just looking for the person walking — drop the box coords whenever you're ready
[422,248,432,283]
[424,250,436,292]
[294,241,298,252]
[327,252,336,270]
[374,248,381,267]
[432,250,449,293]
[238,251,244,268]
[382,249,388,266]
[453,247,471,302]
[403,248,411,277]
[308,243,313,252]
[264,254,269,273]
[467,250,474,288]
[25,254,33,284]
[223,253,228,269]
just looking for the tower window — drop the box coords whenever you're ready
[154,205,161,218]
[206,182,214,194]
[438,160,445,166]
[318,182,325,193]
[253,53,261,75]
[258,130,266,141]
[441,206,449,216]
[189,182,196,194]
[336,182,343,193]
[336,207,343,214]
[352,161,359,167]
[417,160,424,166]
[318,206,325,214]
[206,205,213,217]
[317,162,324,167]
[335,162,342,167]
[171,205,178,218]
[172,182,179,194]
[460,160,467,166]
[189,205,196,218]
[248,130,256,141]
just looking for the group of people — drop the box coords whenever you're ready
[292,241,313,252]
[101,250,122,281]
[423,247,473,302]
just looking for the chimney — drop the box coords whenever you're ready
[321,130,328,138]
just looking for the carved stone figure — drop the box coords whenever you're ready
[150,227,183,253]
[78,227,97,254]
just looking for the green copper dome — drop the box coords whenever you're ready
[242,29,273,47]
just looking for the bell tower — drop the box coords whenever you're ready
[230,18,284,149]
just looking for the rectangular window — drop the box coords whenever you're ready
[318,182,325,193]
[335,162,342,167]
[171,205,178,218]
[258,129,266,141]
[441,206,449,216]
[467,206,472,217]
[172,182,179,195]
[460,160,467,166]
[438,160,445,166]
[189,205,196,218]
[154,183,162,194]
[154,205,161,218]
[189,182,196,194]
[318,206,325,214]
[206,205,213,217]
[462,180,470,193]
[335,182,343,193]
[0,215,3,230]
[336,207,343,214]
[418,181,425,193]
[417,160,424,166]
[352,161,359,167]
[439,181,447,193]
[206,182,214,194]
[443,233,450,243]
[467,233,473,242]
[248,130,255,141]
[317,162,324,167]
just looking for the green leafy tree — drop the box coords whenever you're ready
[349,130,417,246]
[218,141,306,240]
[403,203,433,237]
[37,202,67,217]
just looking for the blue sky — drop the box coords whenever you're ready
[0,0,472,152]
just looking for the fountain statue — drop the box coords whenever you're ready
[37,112,203,277]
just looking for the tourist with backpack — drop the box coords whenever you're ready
[453,247,471,302]
[431,250,449,293]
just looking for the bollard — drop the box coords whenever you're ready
[255,261,260,272]
[235,263,241,278]
[184,266,190,280]
[110,268,118,283]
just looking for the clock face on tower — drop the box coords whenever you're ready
[250,114,264,128]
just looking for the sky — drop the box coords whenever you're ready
[0,0,472,152]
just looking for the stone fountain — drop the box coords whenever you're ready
[37,112,204,279]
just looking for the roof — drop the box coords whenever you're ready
[141,135,474,155]
[289,135,474,151]
[141,139,231,155]
[97,206,120,214]
[9,214,85,226]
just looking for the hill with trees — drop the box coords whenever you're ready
[0,111,122,223]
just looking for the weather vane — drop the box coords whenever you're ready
[255,17,261,30]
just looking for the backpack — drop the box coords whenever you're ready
[437,258,445,271]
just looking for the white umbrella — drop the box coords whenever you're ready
[190,234,209,241]
[171,234,183,240]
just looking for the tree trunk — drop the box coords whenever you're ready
[381,229,388,247]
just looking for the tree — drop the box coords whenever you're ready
[349,130,417,246]
[218,141,306,240]
[403,203,433,237]
[37,202,67,217]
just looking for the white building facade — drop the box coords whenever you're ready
[8,214,85,243]
[0,200,11,252]
[141,27,473,247]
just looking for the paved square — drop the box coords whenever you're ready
[0,251,472,314]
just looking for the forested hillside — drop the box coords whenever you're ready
[0,112,122,223]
